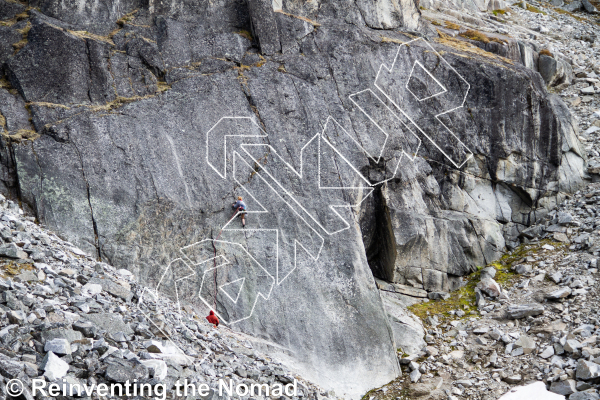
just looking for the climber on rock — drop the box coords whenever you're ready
[206,310,219,328]
[232,196,247,227]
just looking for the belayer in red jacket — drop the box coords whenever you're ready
[206,310,219,327]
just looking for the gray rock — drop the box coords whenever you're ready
[427,291,450,300]
[44,338,71,355]
[546,287,572,300]
[36,0,140,35]
[105,359,149,383]
[0,358,24,379]
[582,0,598,12]
[0,1,588,397]
[480,266,497,280]
[72,321,97,338]
[497,382,565,399]
[381,292,426,355]
[409,369,421,383]
[7,310,26,324]
[84,313,134,335]
[477,278,502,298]
[564,339,582,353]
[539,55,574,87]
[0,0,25,21]
[140,359,168,380]
[87,277,132,301]
[570,392,600,400]
[514,335,536,354]
[550,272,563,284]
[247,0,280,55]
[37,327,83,344]
[577,360,600,380]
[504,375,522,384]
[563,0,582,11]
[40,351,69,380]
[356,0,420,30]
[514,264,532,274]
[557,211,573,225]
[506,304,544,319]
[0,243,28,259]
[540,346,554,359]
[6,19,112,105]
[549,381,576,397]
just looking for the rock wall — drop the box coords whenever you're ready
[0,0,587,396]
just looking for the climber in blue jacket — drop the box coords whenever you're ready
[232,196,247,227]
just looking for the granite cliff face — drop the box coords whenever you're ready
[0,0,587,396]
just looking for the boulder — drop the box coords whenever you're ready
[381,292,426,355]
[570,393,600,400]
[83,313,133,336]
[140,359,168,380]
[44,338,72,356]
[563,0,582,11]
[105,359,149,383]
[582,0,598,12]
[0,358,24,379]
[550,379,577,396]
[546,287,572,300]
[538,55,573,87]
[87,277,133,301]
[498,382,565,399]
[0,243,28,259]
[513,335,536,354]
[576,360,600,380]
[40,351,69,380]
[477,278,502,298]
[506,304,544,319]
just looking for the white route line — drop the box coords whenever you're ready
[347,88,421,164]
[230,151,325,284]
[374,37,474,169]
[219,277,246,303]
[240,128,374,236]
[206,116,268,179]
[405,60,448,102]
[155,258,195,317]
[185,238,275,325]
[155,38,475,326]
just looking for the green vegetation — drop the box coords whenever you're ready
[12,20,31,53]
[0,260,34,279]
[444,21,461,30]
[492,8,508,15]
[361,377,411,400]
[526,4,546,13]
[408,240,565,324]
[554,7,584,20]
[516,2,546,13]
[236,30,253,41]
[459,29,506,44]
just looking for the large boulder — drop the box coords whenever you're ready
[538,54,574,87]
[498,382,564,400]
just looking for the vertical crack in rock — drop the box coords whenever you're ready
[25,140,42,215]
[84,39,95,104]
[361,184,397,281]
[71,140,101,260]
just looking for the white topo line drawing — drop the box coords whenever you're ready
[141,37,475,332]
